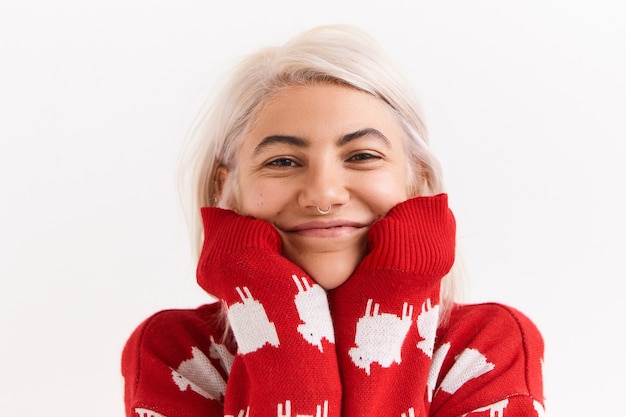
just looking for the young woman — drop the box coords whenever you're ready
[122,25,545,417]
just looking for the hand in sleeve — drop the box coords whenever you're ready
[196,208,341,417]
[327,194,456,417]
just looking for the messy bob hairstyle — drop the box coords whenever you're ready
[178,24,463,321]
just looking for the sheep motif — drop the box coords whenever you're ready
[134,408,166,417]
[292,275,335,352]
[349,299,414,375]
[225,407,250,417]
[277,400,329,417]
[401,407,415,417]
[171,346,226,400]
[462,398,509,417]
[533,400,546,417]
[416,298,440,358]
[227,286,280,354]
[427,341,451,402]
[209,335,235,374]
[439,347,495,395]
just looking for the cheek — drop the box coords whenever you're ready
[236,179,289,219]
[361,170,411,215]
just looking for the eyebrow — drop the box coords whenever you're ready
[252,128,392,156]
[252,135,308,156]
[339,128,392,147]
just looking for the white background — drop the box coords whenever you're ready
[1,1,624,416]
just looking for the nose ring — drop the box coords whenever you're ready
[317,205,332,215]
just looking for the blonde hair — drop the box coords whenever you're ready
[178,24,464,320]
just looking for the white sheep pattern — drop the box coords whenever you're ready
[134,408,166,417]
[462,398,509,417]
[171,346,226,401]
[416,298,440,358]
[292,275,335,352]
[277,400,329,417]
[209,335,235,374]
[349,299,414,375]
[225,407,250,417]
[227,286,280,354]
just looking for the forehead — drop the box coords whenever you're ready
[246,83,402,141]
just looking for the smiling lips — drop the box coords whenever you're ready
[284,220,369,238]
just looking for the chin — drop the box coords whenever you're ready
[282,240,366,290]
[296,256,360,290]
[313,277,350,290]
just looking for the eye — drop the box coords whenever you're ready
[266,157,300,168]
[347,152,381,162]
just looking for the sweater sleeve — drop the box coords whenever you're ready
[358,193,456,276]
[462,395,545,417]
[196,207,342,417]
[327,194,457,417]
[121,304,230,417]
[429,303,545,417]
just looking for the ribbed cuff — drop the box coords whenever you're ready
[197,207,294,301]
[359,193,456,277]
[200,207,282,253]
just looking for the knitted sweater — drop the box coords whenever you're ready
[122,195,545,417]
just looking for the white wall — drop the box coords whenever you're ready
[1,1,624,415]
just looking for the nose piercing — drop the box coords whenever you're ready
[317,205,332,215]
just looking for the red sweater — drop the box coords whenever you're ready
[122,195,544,417]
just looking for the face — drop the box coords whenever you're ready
[220,83,411,288]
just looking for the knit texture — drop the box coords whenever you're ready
[122,303,545,417]
[196,207,341,416]
[121,194,545,417]
[328,194,456,416]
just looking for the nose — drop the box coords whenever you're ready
[297,161,349,212]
